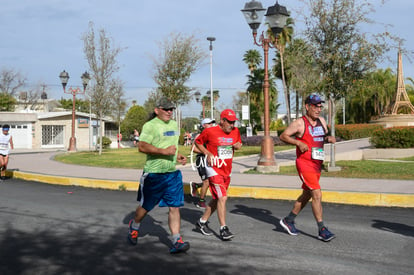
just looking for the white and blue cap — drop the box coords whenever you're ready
[201,118,215,126]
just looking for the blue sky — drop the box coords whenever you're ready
[1,0,413,117]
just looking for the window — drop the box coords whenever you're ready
[42,125,64,146]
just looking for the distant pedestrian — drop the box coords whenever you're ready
[133,129,140,146]
[279,94,336,242]
[127,97,190,254]
[194,109,242,241]
[0,124,14,182]
[190,118,215,208]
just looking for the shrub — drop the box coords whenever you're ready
[370,127,414,148]
[98,136,112,149]
[334,124,382,140]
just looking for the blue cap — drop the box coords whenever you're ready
[305,94,325,105]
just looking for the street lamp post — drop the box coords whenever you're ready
[241,0,289,173]
[59,70,90,152]
[207,37,215,120]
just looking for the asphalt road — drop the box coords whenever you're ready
[0,178,413,275]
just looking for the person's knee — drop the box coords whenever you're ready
[218,196,228,204]
[311,190,322,201]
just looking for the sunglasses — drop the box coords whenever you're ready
[160,108,174,112]
[224,118,236,124]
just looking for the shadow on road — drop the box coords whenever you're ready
[372,219,414,238]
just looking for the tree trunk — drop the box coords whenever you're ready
[280,50,291,124]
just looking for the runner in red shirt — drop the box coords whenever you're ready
[194,109,242,240]
[279,94,336,242]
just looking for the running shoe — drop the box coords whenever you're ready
[190,181,198,197]
[279,218,299,236]
[195,198,207,208]
[169,237,190,254]
[318,227,335,242]
[220,226,234,240]
[127,219,139,245]
[196,220,213,236]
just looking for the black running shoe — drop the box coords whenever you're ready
[220,226,234,240]
[170,237,190,254]
[196,220,213,236]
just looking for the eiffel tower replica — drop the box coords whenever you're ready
[390,49,414,114]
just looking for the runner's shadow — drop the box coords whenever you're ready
[230,204,284,232]
[372,219,414,237]
[123,211,171,248]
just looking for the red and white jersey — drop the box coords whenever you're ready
[195,125,241,177]
[296,116,326,171]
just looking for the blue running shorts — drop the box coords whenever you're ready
[137,170,184,211]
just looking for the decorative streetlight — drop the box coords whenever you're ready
[59,70,90,152]
[207,37,216,120]
[241,0,290,173]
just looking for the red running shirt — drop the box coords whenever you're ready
[195,125,241,177]
[296,116,326,171]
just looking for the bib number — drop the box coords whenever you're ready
[218,146,232,159]
[311,147,324,160]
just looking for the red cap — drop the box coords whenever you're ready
[220,109,238,121]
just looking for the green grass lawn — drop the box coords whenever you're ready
[54,145,294,169]
[54,145,414,180]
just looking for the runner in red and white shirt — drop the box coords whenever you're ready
[194,109,242,240]
[279,93,336,242]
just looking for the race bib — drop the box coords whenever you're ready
[0,143,8,150]
[311,147,324,160]
[218,145,233,159]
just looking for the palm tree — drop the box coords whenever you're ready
[269,17,294,123]
[243,49,262,75]
[246,68,278,131]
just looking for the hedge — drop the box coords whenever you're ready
[334,124,383,140]
[370,127,414,148]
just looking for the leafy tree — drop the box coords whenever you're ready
[243,49,262,74]
[181,117,199,133]
[143,89,163,118]
[59,98,91,113]
[303,0,391,167]
[281,38,321,117]
[152,32,207,106]
[0,68,26,111]
[120,105,147,140]
[111,78,127,141]
[246,68,278,131]
[199,90,220,119]
[343,68,396,123]
[82,22,123,154]
[270,17,295,124]
[0,93,17,111]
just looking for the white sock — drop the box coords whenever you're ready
[132,221,140,230]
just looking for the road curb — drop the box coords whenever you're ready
[8,170,414,208]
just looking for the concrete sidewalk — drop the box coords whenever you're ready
[5,138,414,208]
